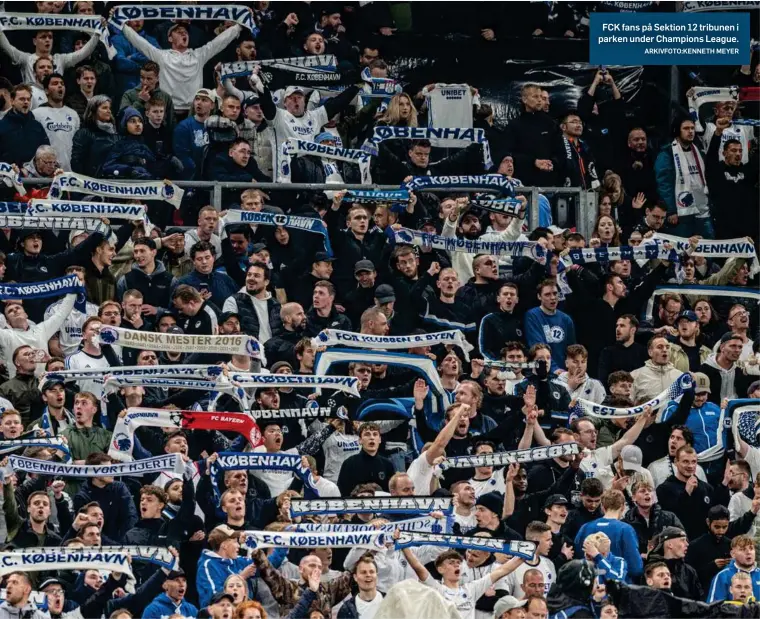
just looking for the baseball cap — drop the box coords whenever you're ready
[166,568,186,580]
[493,596,527,618]
[543,494,569,509]
[354,259,375,274]
[167,21,190,35]
[313,251,334,263]
[374,284,396,304]
[284,85,305,99]
[41,377,65,392]
[676,310,698,323]
[195,88,217,102]
[209,591,235,605]
[219,311,240,325]
[166,325,184,335]
[693,372,711,394]
[39,578,64,591]
[720,332,743,345]
[658,526,687,543]
[251,242,268,254]
[619,445,646,476]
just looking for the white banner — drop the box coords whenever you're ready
[311,329,473,361]
[3,454,183,478]
[0,13,114,58]
[50,173,184,209]
[99,327,263,358]
[243,530,387,551]
[109,4,256,32]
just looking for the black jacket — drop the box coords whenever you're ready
[504,110,560,186]
[0,109,50,165]
[623,504,685,555]
[231,291,282,341]
[264,328,304,368]
[337,450,395,495]
[597,342,649,388]
[304,306,352,338]
[71,124,121,176]
[372,140,485,185]
[73,480,139,542]
[656,475,714,539]
[478,309,526,359]
[118,261,176,309]
[664,556,704,601]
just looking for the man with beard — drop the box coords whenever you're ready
[706,116,760,242]
[389,245,432,333]
[479,283,526,360]
[264,303,306,367]
[32,73,79,170]
[343,260,378,329]
[555,112,599,190]
[619,127,657,202]
[222,262,281,344]
[0,572,47,619]
[421,266,476,340]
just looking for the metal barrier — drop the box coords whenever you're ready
[21,178,598,239]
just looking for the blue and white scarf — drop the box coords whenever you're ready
[0,163,25,196]
[403,174,518,194]
[2,453,183,478]
[312,329,473,361]
[279,138,372,184]
[439,442,581,471]
[732,118,760,127]
[469,196,525,218]
[290,496,453,517]
[109,4,257,33]
[225,373,361,398]
[0,202,27,215]
[366,127,492,169]
[28,199,149,223]
[243,530,387,551]
[559,245,679,269]
[45,364,226,384]
[314,348,446,398]
[0,275,86,313]
[686,86,739,132]
[343,189,409,211]
[0,13,115,59]
[49,173,184,209]
[571,373,694,419]
[294,515,453,535]
[210,452,318,502]
[223,209,333,257]
[358,67,400,109]
[0,438,71,461]
[250,405,348,421]
[393,227,546,263]
[220,55,337,80]
[0,549,133,577]
[394,532,536,560]
[645,285,760,321]
[37,407,74,435]
[649,233,760,276]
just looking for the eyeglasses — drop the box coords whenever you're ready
[101,311,120,317]
[46,589,64,597]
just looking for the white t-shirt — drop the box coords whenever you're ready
[32,105,80,171]
[321,430,360,482]
[355,592,384,619]
[313,475,340,497]
[422,574,492,619]
[499,557,556,599]
[45,299,98,357]
[580,446,615,488]
[64,349,111,399]
[251,445,297,496]
[272,105,329,181]
[469,470,506,498]
[454,511,478,534]
[407,452,436,496]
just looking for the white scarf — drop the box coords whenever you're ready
[394,533,536,560]
[311,329,473,361]
[0,163,25,196]
[645,285,760,322]
[50,173,184,209]
[220,55,337,80]
[439,442,581,471]
[28,199,148,222]
[109,4,257,32]
[99,326,264,359]
[279,138,372,184]
[295,516,453,535]
[671,138,708,217]
[0,549,133,577]
[571,373,694,419]
[0,13,115,58]
[290,496,453,517]
[2,453,184,478]
[650,233,760,276]
[686,85,739,131]
[243,530,387,551]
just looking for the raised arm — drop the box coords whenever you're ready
[39,293,77,342]
[121,24,162,63]
[400,546,430,582]
[60,32,99,70]
[489,556,524,583]
[610,406,656,460]
[0,31,29,65]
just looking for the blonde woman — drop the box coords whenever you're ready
[224,573,251,605]
[378,93,418,128]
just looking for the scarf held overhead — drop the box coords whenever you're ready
[394,533,536,560]
[49,173,184,209]
[294,515,453,535]
[559,245,679,269]
[290,496,453,517]
[28,199,148,221]
[312,329,474,361]
[0,550,133,577]
[99,326,263,358]
[393,227,546,263]
[645,285,760,322]
[108,408,262,462]
[220,55,337,80]
[571,373,694,419]
[439,442,581,471]
[223,210,333,257]
[403,174,519,194]
[279,138,372,184]
[687,86,740,132]
[243,530,386,551]
[109,4,257,33]
[249,405,348,421]
[650,233,760,276]
[367,127,493,170]
[0,13,114,59]
[0,438,70,461]
[0,275,86,313]
[469,196,525,219]
[2,454,184,478]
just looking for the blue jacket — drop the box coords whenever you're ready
[73,480,138,542]
[197,549,254,608]
[524,307,576,372]
[662,400,724,454]
[655,142,677,216]
[575,517,643,579]
[101,135,158,180]
[592,551,628,583]
[143,592,198,619]
[173,116,208,180]
[175,269,239,309]
[111,28,159,93]
[707,561,760,602]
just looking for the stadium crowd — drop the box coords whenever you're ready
[0,2,758,619]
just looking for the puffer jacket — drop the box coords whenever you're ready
[630,360,683,404]
[623,504,685,554]
[100,134,159,179]
[71,125,120,176]
[0,109,50,166]
[251,121,274,178]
